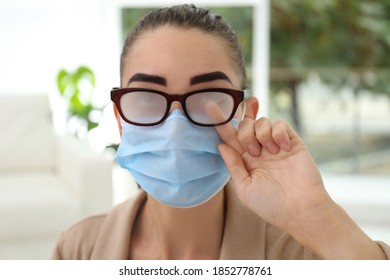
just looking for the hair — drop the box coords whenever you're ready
[120,4,247,88]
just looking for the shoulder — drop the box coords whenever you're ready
[52,191,146,260]
[52,213,107,259]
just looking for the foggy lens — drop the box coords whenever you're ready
[120,91,167,124]
[186,91,234,124]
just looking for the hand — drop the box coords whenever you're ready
[216,97,332,231]
[217,97,386,259]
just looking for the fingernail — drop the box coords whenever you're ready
[281,140,291,152]
[266,142,280,154]
[248,144,261,156]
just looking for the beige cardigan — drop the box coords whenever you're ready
[52,182,390,260]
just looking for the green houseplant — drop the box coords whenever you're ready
[57,66,102,138]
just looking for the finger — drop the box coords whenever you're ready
[254,117,280,154]
[215,122,245,155]
[237,117,261,156]
[272,120,292,152]
[205,100,226,124]
[215,96,259,155]
[204,99,245,154]
[218,144,250,188]
[243,96,259,120]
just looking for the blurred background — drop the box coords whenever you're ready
[0,0,389,259]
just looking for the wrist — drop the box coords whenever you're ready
[286,199,385,259]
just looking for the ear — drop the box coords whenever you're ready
[244,96,259,120]
[113,102,122,137]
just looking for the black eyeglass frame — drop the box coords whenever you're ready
[110,87,245,127]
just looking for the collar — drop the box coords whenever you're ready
[90,181,265,259]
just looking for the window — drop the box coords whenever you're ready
[269,0,390,176]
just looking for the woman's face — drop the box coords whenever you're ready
[121,25,242,100]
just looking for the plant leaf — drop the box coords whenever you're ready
[57,69,70,95]
[87,120,99,131]
[76,66,96,88]
[69,91,84,116]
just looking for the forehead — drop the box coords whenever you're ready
[122,25,239,87]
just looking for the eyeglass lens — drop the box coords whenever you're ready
[119,90,235,125]
[186,91,234,124]
[120,91,167,124]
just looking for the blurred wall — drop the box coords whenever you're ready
[0,0,120,104]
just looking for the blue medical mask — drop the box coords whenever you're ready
[116,110,231,208]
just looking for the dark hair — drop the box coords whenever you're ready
[120,4,246,88]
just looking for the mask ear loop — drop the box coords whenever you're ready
[233,88,249,122]
[120,117,126,126]
[239,100,247,122]
[229,89,247,130]
[241,88,250,121]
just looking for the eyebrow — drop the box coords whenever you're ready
[190,71,232,85]
[128,73,167,86]
[127,71,232,87]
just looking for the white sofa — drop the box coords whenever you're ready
[0,93,113,259]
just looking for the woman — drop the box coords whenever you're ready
[52,4,389,260]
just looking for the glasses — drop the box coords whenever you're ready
[111,87,245,127]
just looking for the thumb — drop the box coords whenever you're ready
[218,143,250,189]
